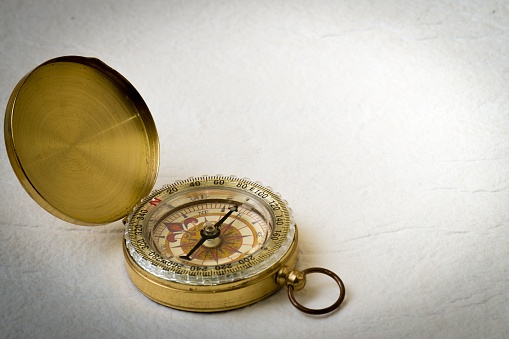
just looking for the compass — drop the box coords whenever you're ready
[4,56,345,314]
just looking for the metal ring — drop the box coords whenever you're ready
[287,267,346,315]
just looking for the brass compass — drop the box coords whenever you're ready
[4,56,345,314]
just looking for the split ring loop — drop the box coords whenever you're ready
[287,267,346,315]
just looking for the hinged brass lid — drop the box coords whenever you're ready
[4,56,159,225]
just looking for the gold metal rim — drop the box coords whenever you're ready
[122,228,299,312]
[4,56,159,225]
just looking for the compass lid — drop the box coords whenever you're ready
[4,56,159,225]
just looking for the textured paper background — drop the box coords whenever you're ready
[1,1,508,338]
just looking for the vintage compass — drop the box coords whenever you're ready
[4,56,345,314]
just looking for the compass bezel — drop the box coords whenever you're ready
[124,176,296,286]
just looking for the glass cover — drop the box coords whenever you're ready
[125,176,295,285]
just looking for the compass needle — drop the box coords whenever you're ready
[179,205,238,260]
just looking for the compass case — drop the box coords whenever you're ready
[4,56,159,225]
[123,229,299,312]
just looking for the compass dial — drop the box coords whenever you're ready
[151,202,271,266]
[124,176,296,286]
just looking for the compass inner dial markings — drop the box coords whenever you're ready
[151,202,270,266]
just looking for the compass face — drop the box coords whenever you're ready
[124,176,295,285]
[152,201,271,266]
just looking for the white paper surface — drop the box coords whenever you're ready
[1,1,508,338]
